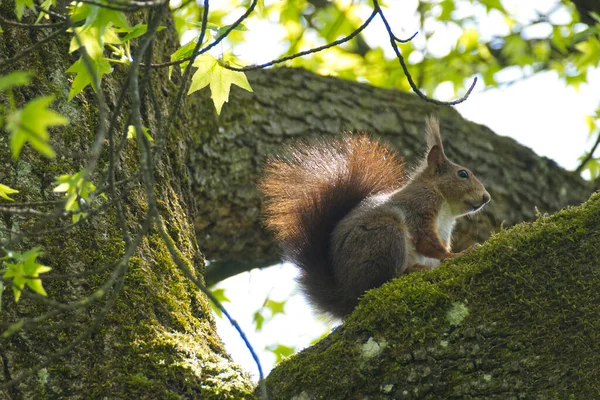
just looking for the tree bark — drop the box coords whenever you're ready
[0,5,254,399]
[266,192,600,399]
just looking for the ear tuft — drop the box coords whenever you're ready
[424,115,444,153]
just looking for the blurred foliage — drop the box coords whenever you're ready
[172,0,599,176]
[172,0,598,94]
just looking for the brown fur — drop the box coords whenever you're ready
[260,118,490,319]
[260,135,405,317]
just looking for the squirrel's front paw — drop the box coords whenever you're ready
[404,263,433,274]
[460,243,481,255]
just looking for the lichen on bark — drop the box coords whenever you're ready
[266,192,600,399]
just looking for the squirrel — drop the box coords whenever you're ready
[259,116,491,319]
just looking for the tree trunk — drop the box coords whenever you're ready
[0,5,254,399]
[266,192,600,399]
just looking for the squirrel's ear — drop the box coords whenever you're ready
[426,145,446,172]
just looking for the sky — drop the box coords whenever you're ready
[210,0,600,381]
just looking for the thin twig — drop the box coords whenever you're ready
[576,131,600,173]
[0,26,69,68]
[0,15,66,29]
[374,0,477,106]
[149,0,258,69]
[222,8,378,72]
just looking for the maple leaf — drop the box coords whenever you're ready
[187,54,253,114]
[14,0,35,20]
[3,248,52,302]
[66,57,112,100]
[5,96,68,159]
[0,184,19,201]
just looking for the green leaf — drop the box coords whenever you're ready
[574,37,600,68]
[70,2,129,32]
[66,57,112,100]
[252,310,265,331]
[501,35,529,65]
[169,39,199,79]
[0,184,19,201]
[585,115,597,137]
[0,280,3,311]
[551,26,569,54]
[6,96,68,159]
[209,287,230,318]
[479,0,506,14]
[121,23,148,42]
[126,125,153,142]
[265,299,286,317]
[265,344,296,363]
[187,54,253,114]
[438,0,455,21]
[3,247,51,302]
[70,25,104,59]
[0,71,31,92]
[216,23,248,37]
[172,39,197,60]
[578,156,600,180]
[14,0,35,20]
[53,169,97,222]
[457,28,479,53]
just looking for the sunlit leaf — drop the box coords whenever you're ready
[215,23,248,37]
[169,39,200,78]
[458,28,479,53]
[479,0,506,14]
[265,344,296,363]
[578,156,600,180]
[574,38,600,68]
[265,299,286,317]
[70,25,104,59]
[5,96,68,159]
[66,57,112,100]
[126,125,154,142]
[2,247,51,302]
[585,115,597,137]
[53,169,98,222]
[122,23,148,42]
[209,287,231,318]
[438,0,455,21]
[253,310,265,331]
[187,54,253,114]
[0,71,31,92]
[14,0,35,20]
[0,184,19,201]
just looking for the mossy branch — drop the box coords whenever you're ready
[266,192,600,399]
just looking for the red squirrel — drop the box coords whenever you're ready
[260,116,491,319]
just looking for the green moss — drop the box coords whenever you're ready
[267,192,600,399]
[0,27,255,397]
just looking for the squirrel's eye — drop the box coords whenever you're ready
[457,170,469,179]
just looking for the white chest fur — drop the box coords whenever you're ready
[405,201,456,270]
[436,201,456,247]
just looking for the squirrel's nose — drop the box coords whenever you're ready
[482,193,491,204]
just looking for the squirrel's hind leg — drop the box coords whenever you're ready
[331,205,409,307]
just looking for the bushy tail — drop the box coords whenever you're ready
[260,135,405,318]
